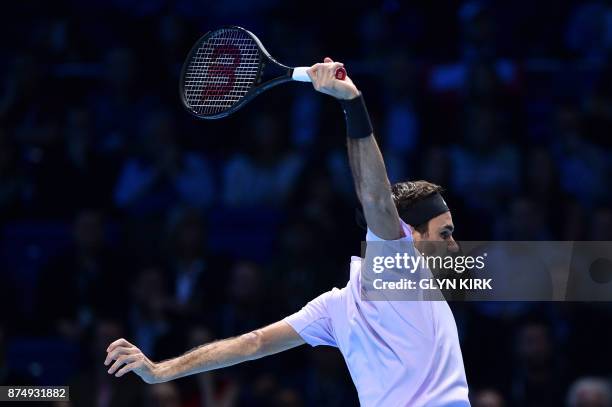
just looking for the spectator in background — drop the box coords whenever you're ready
[585,56,612,148]
[29,18,75,64]
[114,109,215,216]
[566,303,612,377]
[289,89,320,149]
[494,197,553,240]
[0,130,25,220]
[567,377,612,407]
[421,147,451,187]
[0,53,62,132]
[563,198,589,240]
[289,86,322,149]
[156,15,190,77]
[471,388,506,407]
[89,47,149,154]
[222,114,304,207]
[219,261,272,337]
[287,164,355,246]
[163,207,226,325]
[512,320,566,407]
[523,148,561,214]
[0,273,18,336]
[458,1,497,59]
[465,60,504,105]
[0,323,37,386]
[36,209,125,338]
[69,320,144,406]
[589,207,612,240]
[145,382,182,407]
[358,10,391,61]
[278,166,357,297]
[63,107,117,209]
[566,2,612,62]
[272,388,304,407]
[129,265,172,358]
[0,326,5,384]
[551,104,608,209]
[463,58,522,122]
[244,373,305,407]
[449,105,520,216]
[304,347,359,407]
[0,55,72,216]
[382,52,421,182]
[270,220,324,312]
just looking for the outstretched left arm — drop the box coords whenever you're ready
[105,321,304,383]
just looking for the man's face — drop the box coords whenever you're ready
[411,211,458,254]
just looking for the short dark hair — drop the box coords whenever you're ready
[391,180,443,234]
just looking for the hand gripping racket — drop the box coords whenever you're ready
[179,26,346,119]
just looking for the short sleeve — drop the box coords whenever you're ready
[283,290,338,347]
[366,219,413,242]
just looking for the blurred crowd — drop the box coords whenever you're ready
[1,0,612,406]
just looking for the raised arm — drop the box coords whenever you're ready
[308,58,403,240]
[104,321,304,383]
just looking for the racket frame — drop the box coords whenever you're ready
[179,25,298,120]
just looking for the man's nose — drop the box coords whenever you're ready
[448,237,459,253]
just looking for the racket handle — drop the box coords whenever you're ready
[292,66,347,82]
[335,67,347,80]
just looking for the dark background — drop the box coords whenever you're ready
[1,0,612,406]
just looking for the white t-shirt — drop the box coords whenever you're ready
[284,220,470,407]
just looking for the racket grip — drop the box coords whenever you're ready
[292,67,311,82]
[291,66,348,82]
[335,67,347,80]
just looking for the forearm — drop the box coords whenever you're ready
[106,322,302,383]
[153,321,303,383]
[344,105,402,239]
[155,331,262,382]
[348,136,392,205]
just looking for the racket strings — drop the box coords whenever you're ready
[185,30,257,108]
[183,28,260,116]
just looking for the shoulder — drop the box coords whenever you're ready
[310,286,345,309]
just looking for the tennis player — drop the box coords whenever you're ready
[105,58,470,407]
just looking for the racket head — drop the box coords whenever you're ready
[180,26,277,120]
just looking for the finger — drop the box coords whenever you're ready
[306,67,316,83]
[308,66,321,88]
[329,62,344,78]
[115,360,142,377]
[105,346,138,366]
[324,56,333,63]
[309,62,322,73]
[321,62,345,85]
[107,338,134,353]
[108,355,137,375]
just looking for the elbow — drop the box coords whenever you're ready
[243,330,264,360]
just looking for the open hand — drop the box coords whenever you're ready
[105,338,160,384]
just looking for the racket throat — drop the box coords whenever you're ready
[258,60,292,86]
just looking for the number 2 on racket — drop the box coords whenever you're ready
[179,26,347,120]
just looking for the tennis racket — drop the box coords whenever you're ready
[179,26,347,120]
